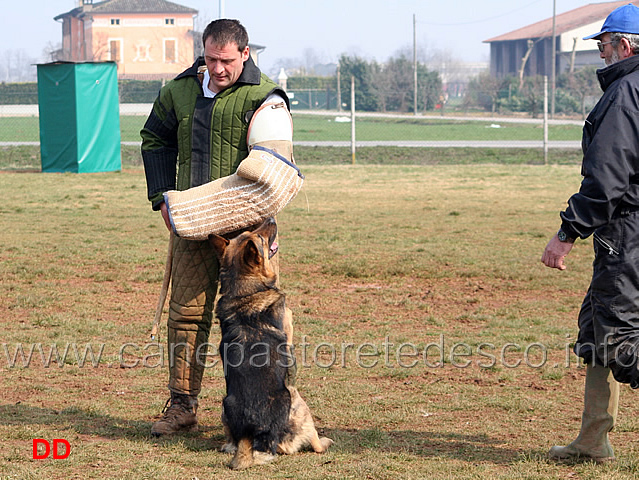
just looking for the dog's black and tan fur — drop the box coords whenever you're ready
[209,218,332,470]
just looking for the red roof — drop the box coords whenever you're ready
[55,0,197,20]
[484,1,638,42]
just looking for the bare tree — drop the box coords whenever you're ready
[521,75,545,118]
[465,71,502,114]
[369,61,391,112]
[0,49,37,82]
[192,10,215,58]
[567,66,600,119]
[301,48,330,75]
[42,42,62,63]
[392,43,431,64]
[519,40,535,89]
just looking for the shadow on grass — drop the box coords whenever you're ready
[0,403,225,452]
[322,427,525,465]
[0,403,527,464]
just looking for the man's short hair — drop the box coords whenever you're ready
[202,19,249,51]
[610,32,639,55]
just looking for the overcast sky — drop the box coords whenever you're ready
[0,0,609,73]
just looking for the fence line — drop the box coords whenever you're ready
[0,102,584,150]
[0,103,584,125]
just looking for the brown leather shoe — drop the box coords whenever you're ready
[151,393,198,437]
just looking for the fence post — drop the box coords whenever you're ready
[351,76,356,165]
[337,64,342,112]
[543,75,548,165]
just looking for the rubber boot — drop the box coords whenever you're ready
[151,391,198,437]
[548,364,619,463]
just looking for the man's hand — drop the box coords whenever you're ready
[160,202,172,232]
[541,234,574,270]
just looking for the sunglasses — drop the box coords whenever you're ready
[597,40,615,52]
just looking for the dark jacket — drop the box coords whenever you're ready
[561,54,639,239]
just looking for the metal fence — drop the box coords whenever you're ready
[0,84,584,156]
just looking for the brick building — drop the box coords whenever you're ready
[54,0,198,79]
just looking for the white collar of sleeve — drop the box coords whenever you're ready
[202,69,216,98]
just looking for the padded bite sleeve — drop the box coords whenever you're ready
[163,143,303,239]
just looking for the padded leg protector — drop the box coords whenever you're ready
[167,236,218,395]
[164,141,303,240]
[167,321,211,396]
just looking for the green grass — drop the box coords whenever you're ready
[0,144,584,173]
[0,114,583,143]
[0,156,638,479]
[290,115,583,142]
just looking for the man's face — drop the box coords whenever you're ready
[599,33,621,66]
[203,39,249,93]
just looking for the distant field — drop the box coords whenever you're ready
[0,144,584,172]
[0,114,583,143]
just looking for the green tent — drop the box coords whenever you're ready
[37,62,121,173]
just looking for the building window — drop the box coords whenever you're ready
[164,39,176,63]
[165,18,175,25]
[133,44,152,62]
[111,18,120,25]
[109,39,122,63]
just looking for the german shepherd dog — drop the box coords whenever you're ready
[209,217,332,470]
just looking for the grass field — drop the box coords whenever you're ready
[1,157,638,479]
[0,114,583,143]
[0,144,585,173]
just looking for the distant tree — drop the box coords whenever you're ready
[369,61,391,112]
[562,66,601,119]
[378,56,413,112]
[416,64,442,112]
[300,48,330,75]
[280,51,441,113]
[0,49,37,82]
[42,42,62,63]
[392,43,431,65]
[520,75,545,118]
[465,72,503,114]
[391,45,450,111]
[338,54,378,111]
[364,55,441,113]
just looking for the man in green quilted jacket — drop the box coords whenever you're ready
[140,18,290,437]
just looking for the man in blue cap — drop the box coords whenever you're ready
[542,3,639,463]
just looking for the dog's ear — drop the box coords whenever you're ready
[208,234,229,258]
[242,239,263,268]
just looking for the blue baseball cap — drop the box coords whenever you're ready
[584,3,639,40]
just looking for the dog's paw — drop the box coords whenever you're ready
[318,436,334,452]
[252,451,276,466]
[220,442,237,454]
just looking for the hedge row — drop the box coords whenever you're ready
[0,80,163,104]
[0,76,329,104]
[118,80,163,103]
[0,83,38,104]
[287,76,335,90]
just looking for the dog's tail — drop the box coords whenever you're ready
[150,232,173,341]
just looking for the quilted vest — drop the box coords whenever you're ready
[174,73,282,191]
